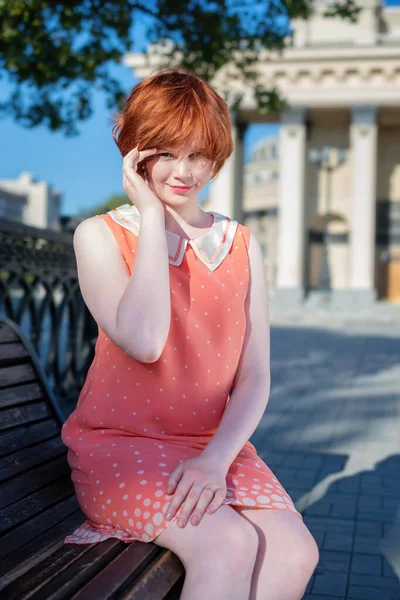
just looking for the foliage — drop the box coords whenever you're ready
[0,0,361,135]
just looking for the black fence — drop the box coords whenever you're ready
[0,217,97,418]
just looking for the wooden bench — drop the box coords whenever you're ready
[0,316,185,599]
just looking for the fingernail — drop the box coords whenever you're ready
[166,513,172,520]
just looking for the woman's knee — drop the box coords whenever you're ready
[203,509,259,565]
[152,504,258,570]
[289,529,320,574]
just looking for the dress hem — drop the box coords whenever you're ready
[64,499,303,545]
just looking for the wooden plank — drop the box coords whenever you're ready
[0,363,38,388]
[0,496,83,573]
[0,382,45,411]
[0,435,66,481]
[120,551,185,600]
[0,324,20,344]
[0,401,53,431]
[66,543,165,600]
[0,477,74,533]
[0,454,69,509]
[0,506,85,583]
[0,341,29,363]
[0,418,60,458]
[0,538,124,600]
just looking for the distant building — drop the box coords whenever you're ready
[0,172,62,230]
[0,187,26,223]
[122,0,400,307]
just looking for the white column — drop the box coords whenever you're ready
[350,106,378,301]
[207,113,246,221]
[275,107,307,300]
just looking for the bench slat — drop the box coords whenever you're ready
[0,381,47,411]
[1,476,75,534]
[0,400,53,431]
[0,454,70,509]
[0,507,86,585]
[2,538,125,600]
[0,435,66,481]
[0,496,83,570]
[0,324,20,344]
[119,551,185,600]
[0,341,30,363]
[58,544,169,600]
[0,417,60,458]
[0,362,39,388]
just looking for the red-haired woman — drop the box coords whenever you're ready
[61,69,319,599]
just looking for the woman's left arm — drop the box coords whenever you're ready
[201,230,271,470]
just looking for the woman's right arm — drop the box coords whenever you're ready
[73,208,171,363]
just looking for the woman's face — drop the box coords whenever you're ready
[143,139,214,204]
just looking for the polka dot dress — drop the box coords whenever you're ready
[61,203,303,545]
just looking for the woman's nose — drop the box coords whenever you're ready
[175,159,191,177]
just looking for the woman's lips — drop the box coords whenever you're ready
[168,184,193,192]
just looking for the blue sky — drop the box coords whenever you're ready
[4,0,398,217]
[0,17,278,218]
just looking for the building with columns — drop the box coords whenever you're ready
[124,0,400,311]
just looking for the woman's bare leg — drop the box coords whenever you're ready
[152,504,259,600]
[234,507,320,600]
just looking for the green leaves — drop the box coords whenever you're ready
[0,0,360,135]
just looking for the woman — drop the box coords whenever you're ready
[61,68,319,599]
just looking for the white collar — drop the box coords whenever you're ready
[107,203,238,271]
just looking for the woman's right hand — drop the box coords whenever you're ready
[122,146,164,215]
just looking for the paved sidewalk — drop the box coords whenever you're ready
[251,320,400,600]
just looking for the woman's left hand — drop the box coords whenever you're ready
[165,455,228,527]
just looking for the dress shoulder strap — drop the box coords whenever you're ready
[94,213,137,274]
[240,223,251,251]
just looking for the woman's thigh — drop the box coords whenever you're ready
[152,503,259,569]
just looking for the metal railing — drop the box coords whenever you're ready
[0,217,97,417]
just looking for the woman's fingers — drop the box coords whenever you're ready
[171,485,213,528]
[165,482,192,522]
[123,146,157,172]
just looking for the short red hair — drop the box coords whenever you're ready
[111,68,234,181]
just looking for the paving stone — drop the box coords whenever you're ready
[332,479,360,493]
[347,584,400,599]
[383,559,399,578]
[355,521,383,537]
[304,501,334,516]
[351,553,382,575]
[353,536,384,554]
[360,474,382,487]
[331,504,357,519]
[323,533,354,552]
[357,496,382,510]
[349,573,400,591]
[302,595,344,599]
[312,572,348,596]
[324,492,359,506]
[383,495,398,509]
[304,516,355,534]
[302,596,344,600]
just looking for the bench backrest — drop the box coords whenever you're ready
[0,316,82,576]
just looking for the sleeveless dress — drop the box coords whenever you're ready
[61,203,303,545]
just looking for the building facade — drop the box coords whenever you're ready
[0,172,62,230]
[124,0,400,308]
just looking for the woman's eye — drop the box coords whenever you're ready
[159,152,173,158]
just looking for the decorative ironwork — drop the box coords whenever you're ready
[0,217,98,418]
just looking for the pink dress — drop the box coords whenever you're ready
[61,203,303,544]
